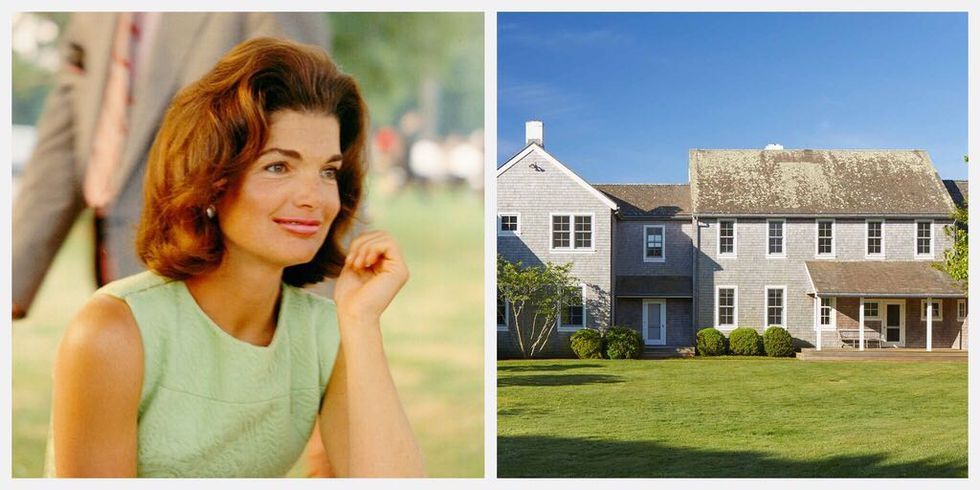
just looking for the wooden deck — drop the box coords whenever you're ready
[798,348,967,362]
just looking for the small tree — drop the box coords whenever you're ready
[497,255,580,358]
[936,155,968,292]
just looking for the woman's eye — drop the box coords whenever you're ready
[321,167,338,179]
[263,162,287,173]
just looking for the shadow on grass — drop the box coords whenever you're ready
[497,374,623,387]
[497,435,966,478]
[498,363,604,372]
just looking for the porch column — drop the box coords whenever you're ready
[815,295,822,351]
[926,297,933,352]
[859,296,865,351]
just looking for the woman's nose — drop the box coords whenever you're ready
[292,170,328,208]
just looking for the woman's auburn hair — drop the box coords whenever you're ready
[136,37,366,287]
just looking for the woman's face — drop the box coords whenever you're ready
[216,110,342,271]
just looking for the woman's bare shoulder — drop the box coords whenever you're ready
[58,294,144,377]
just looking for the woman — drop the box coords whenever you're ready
[50,37,424,477]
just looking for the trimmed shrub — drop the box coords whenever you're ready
[728,327,763,356]
[696,328,728,356]
[570,328,604,359]
[763,326,795,357]
[604,326,642,359]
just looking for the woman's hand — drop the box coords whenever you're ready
[333,230,409,322]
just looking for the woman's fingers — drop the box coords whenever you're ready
[345,231,402,270]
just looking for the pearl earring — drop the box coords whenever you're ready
[206,205,216,219]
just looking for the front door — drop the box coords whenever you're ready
[882,301,905,346]
[642,299,667,346]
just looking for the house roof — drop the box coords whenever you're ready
[496,143,618,210]
[943,179,968,208]
[594,184,692,218]
[689,149,956,217]
[615,275,692,298]
[805,261,965,298]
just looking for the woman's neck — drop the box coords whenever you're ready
[184,257,284,347]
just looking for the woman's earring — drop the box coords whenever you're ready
[206,205,216,219]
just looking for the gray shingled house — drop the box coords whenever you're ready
[497,122,967,358]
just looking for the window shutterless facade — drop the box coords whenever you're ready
[551,213,594,251]
[767,219,785,257]
[915,220,933,258]
[920,299,942,321]
[718,219,736,257]
[496,292,509,331]
[497,213,520,236]
[816,219,834,257]
[819,297,835,328]
[866,219,883,257]
[863,301,879,319]
[957,299,967,320]
[558,284,587,331]
[644,225,665,262]
[765,286,786,327]
[716,286,737,329]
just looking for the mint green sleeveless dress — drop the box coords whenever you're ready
[44,271,341,477]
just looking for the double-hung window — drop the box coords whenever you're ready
[866,219,883,257]
[957,300,967,321]
[816,219,835,257]
[819,297,836,329]
[718,219,736,257]
[498,213,520,236]
[915,220,933,258]
[552,214,593,251]
[559,284,586,330]
[766,286,786,327]
[767,219,785,257]
[920,299,942,321]
[644,225,665,262]
[716,286,737,329]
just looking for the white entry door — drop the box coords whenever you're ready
[642,299,667,346]
[882,301,905,347]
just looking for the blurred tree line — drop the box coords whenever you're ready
[12,12,484,135]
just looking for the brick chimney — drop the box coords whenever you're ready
[525,120,543,147]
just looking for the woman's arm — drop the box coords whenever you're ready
[52,294,143,477]
[319,230,424,477]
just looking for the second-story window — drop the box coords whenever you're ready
[767,219,784,257]
[644,225,665,262]
[719,219,736,256]
[916,220,932,257]
[866,220,883,256]
[498,213,520,236]
[816,220,834,256]
[552,214,593,251]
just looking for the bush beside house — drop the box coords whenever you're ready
[728,327,763,356]
[763,326,795,357]
[570,329,604,359]
[696,328,728,356]
[605,327,642,359]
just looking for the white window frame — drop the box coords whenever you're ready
[914,220,934,259]
[497,212,521,236]
[717,219,737,258]
[496,293,509,332]
[550,212,596,253]
[920,299,943,321]
[863,300,880,320]
[957,299,967,321]
[865,219,884,259]
[815,219,835,258]
[715,285,738,331]
[557,283,588,332]
[818,296,836,330]
[643,224,666,263]
[764,285,788,328]
[766,219,786,258]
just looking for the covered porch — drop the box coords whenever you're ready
[806,261,967,352]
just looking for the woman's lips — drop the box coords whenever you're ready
[274,218,322,236]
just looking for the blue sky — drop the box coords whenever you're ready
[497,12,968,183]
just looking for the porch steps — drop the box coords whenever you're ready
[642,346,695,359]
[798,348,967,362]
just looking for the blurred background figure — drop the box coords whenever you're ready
[11,12,484,478]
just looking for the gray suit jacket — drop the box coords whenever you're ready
[12,12,329,312]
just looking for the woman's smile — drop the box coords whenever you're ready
[273,217,323,237]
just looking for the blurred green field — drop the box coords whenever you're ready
[11,183,485,477]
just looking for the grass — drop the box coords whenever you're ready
[12,183,484,477]
[497,358,967,477]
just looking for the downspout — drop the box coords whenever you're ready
[693,216,700,345]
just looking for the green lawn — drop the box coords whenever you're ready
[498,358,967,478]
[12,183,484,477]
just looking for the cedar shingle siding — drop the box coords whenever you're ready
[497,142,967,358]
